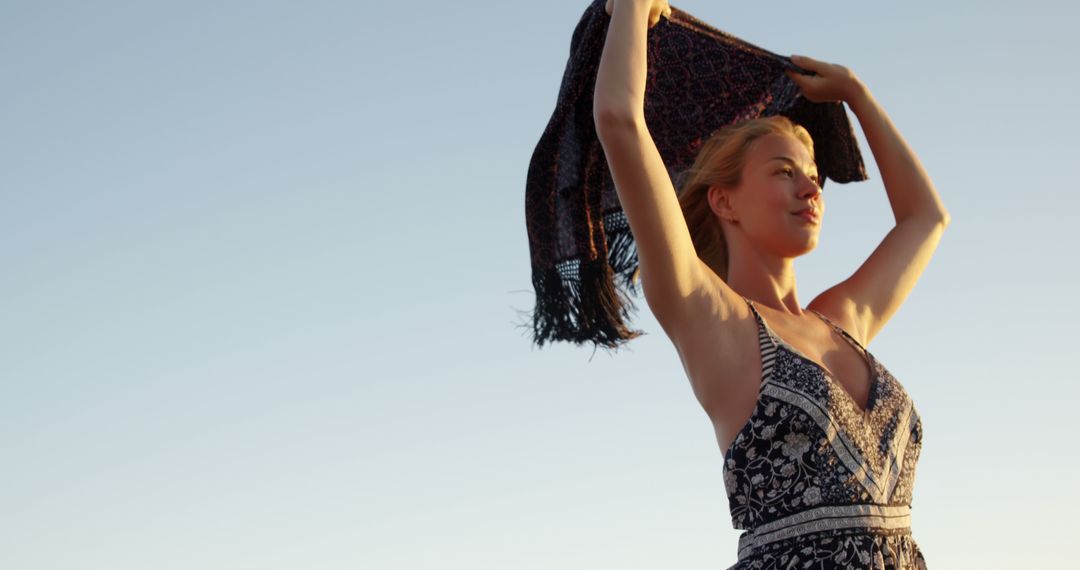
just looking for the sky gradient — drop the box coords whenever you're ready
[2,0,1076,568]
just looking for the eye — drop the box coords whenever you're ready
[778,166,820,186]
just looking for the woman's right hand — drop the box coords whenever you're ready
[605,0,672,28]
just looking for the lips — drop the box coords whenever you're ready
[793,209,819,223]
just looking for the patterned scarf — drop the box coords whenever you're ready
[523,0,867,352]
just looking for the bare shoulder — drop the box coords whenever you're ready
[807,289,869,346]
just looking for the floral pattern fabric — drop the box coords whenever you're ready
[722,297,928,569]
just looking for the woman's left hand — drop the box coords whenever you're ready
[784,55,864,104]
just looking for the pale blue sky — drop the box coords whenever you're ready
[1,0,1076,568]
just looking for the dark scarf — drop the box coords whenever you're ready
[523,0,867,351]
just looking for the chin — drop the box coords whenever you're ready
[787,239,818,257]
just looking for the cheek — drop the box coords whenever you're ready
[763,188,791,213]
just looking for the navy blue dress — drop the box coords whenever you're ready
[723,297,928,569]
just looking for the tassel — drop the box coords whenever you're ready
[521,257,645,354]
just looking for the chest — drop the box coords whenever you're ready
[672,306,878,455]
[761,313,877,414]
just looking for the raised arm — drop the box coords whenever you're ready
[593,0,719,331]
[786,55,952,344]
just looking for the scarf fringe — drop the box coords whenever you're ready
[525,222,645,352]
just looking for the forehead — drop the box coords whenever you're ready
[749,133,816,171]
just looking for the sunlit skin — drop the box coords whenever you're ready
[595,0,950,458]
[596,5,944,558]
[708,133,824,291]
[697,131,890,436]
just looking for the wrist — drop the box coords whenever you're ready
[844,78,871,111]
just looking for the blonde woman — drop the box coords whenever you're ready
[595,0,949,567]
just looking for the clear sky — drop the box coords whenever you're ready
[2,0,1076,568]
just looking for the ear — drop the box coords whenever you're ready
[707,184,737,223]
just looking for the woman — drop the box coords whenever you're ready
[595,0,950,568]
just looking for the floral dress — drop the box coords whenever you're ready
[723,297,929,569]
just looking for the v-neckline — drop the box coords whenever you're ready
[745,298,879,417]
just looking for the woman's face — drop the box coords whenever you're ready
[724,132,824,257]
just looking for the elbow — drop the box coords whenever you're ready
[908,209,952,228]
[593,105,642,137]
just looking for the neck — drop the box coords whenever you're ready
[725,248,805,316]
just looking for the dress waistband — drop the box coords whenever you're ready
[737,503,912,561]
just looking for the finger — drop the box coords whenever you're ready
[790,54,821,71]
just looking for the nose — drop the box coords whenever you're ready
[798,174,822,199]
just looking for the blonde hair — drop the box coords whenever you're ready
[677,115,815,281]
